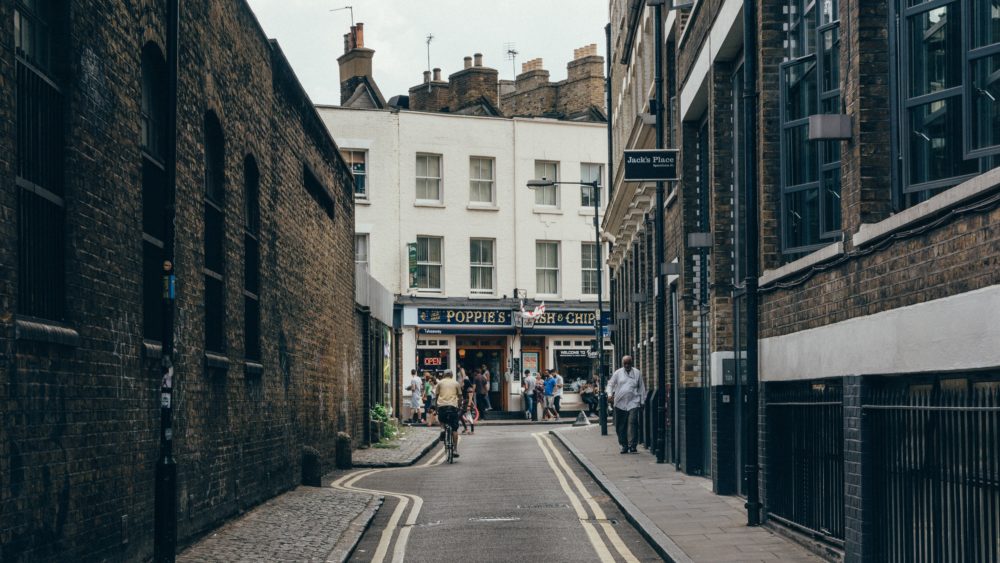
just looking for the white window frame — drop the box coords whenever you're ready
[469,156,495,205]
[342,149,368,200]
[414,235,443,292]
[355,233,370,271]
[581,242,598,295]
[416,153,443,203]
[580,163,602,209]
[534,161,560,207]
[469,238,496,296]
[535,241,561,296]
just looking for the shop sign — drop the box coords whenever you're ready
[531,310,611,328]
[418,308,511,326]
[557,349,590,358]
[623,149,679,182]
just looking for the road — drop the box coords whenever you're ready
[335,426,661,563]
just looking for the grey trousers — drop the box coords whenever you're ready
[614,407,640,448]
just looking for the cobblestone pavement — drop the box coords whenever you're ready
[352,426,438,467]
[553,425,829,562]
[177,487,377,563]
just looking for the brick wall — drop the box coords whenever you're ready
[0,1,362,560]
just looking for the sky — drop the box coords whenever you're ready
[245,0,609,106]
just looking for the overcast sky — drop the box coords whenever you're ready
[245,0,609,106]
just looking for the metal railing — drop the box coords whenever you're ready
[865,382,1000,563]
[766,380,845,544]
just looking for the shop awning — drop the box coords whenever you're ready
[418,327,515,335]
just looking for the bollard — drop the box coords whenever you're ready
[335,432,353,470]
[301,446,322,487]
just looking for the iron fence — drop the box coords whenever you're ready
[766,380,845,544]
[865,381,1000,563]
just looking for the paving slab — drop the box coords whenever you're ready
[551,425,829,563]
[352,426,438,467]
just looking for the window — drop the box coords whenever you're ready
[304,165,335,220]
[536,241,560,295]
[416,153,442,202]
[581,242,599,295]
[469,157,495,204]
[355,234,370,271]
[580,163,602,208]
[204,112,226,353]
[534,161,559,206]
[470,238,495,295]
[779,0,841,259]
[244,156,260,361]
[414,236,442,291]
[142,44,168,340]
[16,0,64,320]
[893,0,1000,206]
[342,149,367,199]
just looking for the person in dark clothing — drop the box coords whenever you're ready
[473,369,490,420]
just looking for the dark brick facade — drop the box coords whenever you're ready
[0,1,362,560]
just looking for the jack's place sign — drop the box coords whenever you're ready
[623,149,679,182]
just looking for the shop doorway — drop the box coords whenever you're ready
[457,337,507,411]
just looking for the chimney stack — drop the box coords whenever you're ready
[338,22,377,104]
[423,70,431,83]
[464,56,473,69]
[433,67,442,81]
[474,53,483,67]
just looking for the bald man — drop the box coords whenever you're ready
[607,355,646,454]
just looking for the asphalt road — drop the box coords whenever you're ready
[337,426,661,563]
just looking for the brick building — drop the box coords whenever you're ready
[607,0,1000,560]
[1,1,362,560]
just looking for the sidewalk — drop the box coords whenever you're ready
[552,425,829,563]
[353,425,439,467]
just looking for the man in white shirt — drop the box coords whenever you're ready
[522,370,537,420]
[551,369,565,418]
[408,369,424,424]
[607,355,646,454]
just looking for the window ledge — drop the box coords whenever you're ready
[409,291,446,299]
[759,241,844,287]
[533,207,563,215]
[467,204,499,211]
[534,296,564,302]
[853,167,1000,248]
[143,340,163,360]
[245,361,264,377]
[204,352,231,370]
[414,201,445,208]
[578,208,596,216]
[354,198,372,206]
[468,294,498,299]
[15,316,80,347]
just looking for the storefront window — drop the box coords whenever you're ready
[555,349,594,393]
[417,347,449,374]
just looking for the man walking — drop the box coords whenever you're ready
[474,369,490,420]
[551,369,564,419]
[607,355,645,454]
[408,369,423,424]
[522,369,536,421]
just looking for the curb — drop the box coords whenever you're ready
[548,429,694,563]
[327,494,383,563]
[353,435,439,468]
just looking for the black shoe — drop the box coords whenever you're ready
[452,452,460,458]
[629,447,638,453]
[620,446,628,454]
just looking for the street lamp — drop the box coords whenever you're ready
[527,178,609,435]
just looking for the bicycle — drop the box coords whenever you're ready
[443,423,455,464]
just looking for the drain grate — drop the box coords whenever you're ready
[516,503,570,510]
[468,516,521,523]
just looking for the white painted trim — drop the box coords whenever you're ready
[711,350,735,386]
[679,0,742,121]
[853,166,1000,248]
[759,241,844,287]
[760,284,1000,381]
[335,138,374,150]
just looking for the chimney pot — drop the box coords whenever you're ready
[433,67,442,81]
[474,53,483,67]
[423,70,431,83]
[464,56,473,69]
[344,33,350,54]
[355,23,365,48]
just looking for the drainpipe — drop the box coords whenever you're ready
[653,1,668,465]
[742,0,762,526]
[600,22,614,436]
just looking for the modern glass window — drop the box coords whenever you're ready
[892,0,1000,207]
[580,163,602,208]
[244,156,261,361]
[416,153,442,202]
[534,161,559,206]
[142,44,167,340]
[536,241,560,295]
[16,0,64,320]
[469,238,495,295]
[779,0,841,260]
[355,234,370,271]
[581,242,599,295]
[414,236,442,291]
[204,112,226,353]
[469,157,495,204]
[341,149,367,199]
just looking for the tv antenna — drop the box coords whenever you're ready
[330,5,354,26]
[426,34,434,92]
[505,42,519,77]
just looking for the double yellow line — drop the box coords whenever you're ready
[330,446,447,563]
[533,433,640,563]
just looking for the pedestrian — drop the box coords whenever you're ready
[481,364,493,411]
[424,372,437,427]
[532,374,545,422]
[607,355,646,454]
[542,372,557,420]
[551,368,565,418]
[522,369,536,421]
[408,369,423,424]
[460,395,476,434]
[580,380,598,416]
[474,368,490,420]
[456,366,467,390]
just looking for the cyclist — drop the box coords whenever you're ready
[433,369,463,458]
